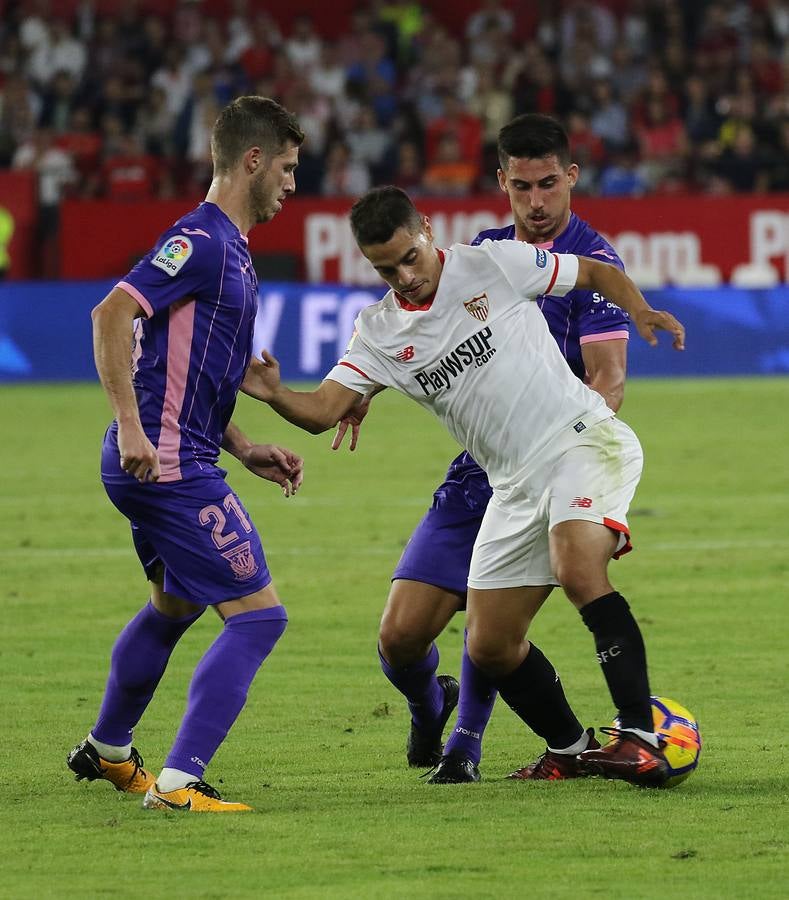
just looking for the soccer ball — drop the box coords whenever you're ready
[615,696,702,788]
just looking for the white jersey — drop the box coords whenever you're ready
[326,240,613,499]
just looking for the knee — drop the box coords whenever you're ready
[379,615,430,666]
[466,629,520,678]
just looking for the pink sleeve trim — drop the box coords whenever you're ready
[579,330,630,345]
[117,281,153,318]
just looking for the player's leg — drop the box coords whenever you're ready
[379,578,462,767]
[67,510,205,794]
[427,494,597,784]
[549,419,669,786]
[146,580,287,812]
[383,497,493,768]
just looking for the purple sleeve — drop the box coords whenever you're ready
[117,229,222,317]
[574,245,630,343]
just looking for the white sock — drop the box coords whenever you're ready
[621,727,660,748]
[156,767,198,792]
[87,733,132,762]
[549,729,591,755]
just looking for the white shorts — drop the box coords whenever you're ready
[467,417,643,590]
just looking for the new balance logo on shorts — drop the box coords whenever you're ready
[570,497,593,508]
[396,345,415,362]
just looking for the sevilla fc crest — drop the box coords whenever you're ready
[221,541,260,580]
[463,293,489,321]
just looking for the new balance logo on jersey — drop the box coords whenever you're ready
[414,327,496,396]
[396,345,415,362]
[570,497,593,508]
[463,292,489,321]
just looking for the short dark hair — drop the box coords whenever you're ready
[211,96,304,173]
[497,114,571,169]
[349,186,422,246]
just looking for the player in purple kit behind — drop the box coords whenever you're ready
[333,115,633,783]
[67,96,305,812]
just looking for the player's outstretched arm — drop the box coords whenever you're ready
[92,286,160,483]
[241,350,362,434]
[575,257,685,350]
[582,339,627,413]
[331,384,387,451]
[222,422,304,497]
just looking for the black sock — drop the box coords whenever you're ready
[580,591,652,731]
[494,643,584,749]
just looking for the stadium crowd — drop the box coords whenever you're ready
[1,0,788,206]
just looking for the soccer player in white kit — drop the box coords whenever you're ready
[242,186,686,786]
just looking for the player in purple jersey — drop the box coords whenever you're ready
[67,97,305,813]
[333,116,634,783]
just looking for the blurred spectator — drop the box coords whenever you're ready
[710,124,770,193]
[683,74,722,146]
[465,0,514,42]
[379,1,425,67]
[18,0,51,55]
[38,71,79,133]
[589,79,630,152]
[598,143,649,197]
[238,12,281,83]
[151,46,193,120]
[425,93,482,178]
[176,70,222,191]
[56,106,102,184]
[284,14,323,73]
[346,30,398,124]
[635,96,689,189]
[566,110,605,192]
[27,19,87,88]
[12,127,76,276]
[98,132,166,200]
[422,132,477,196]
[136,87,174,159]
[391,139,424,193]
[560,0,617,54]
[321,140,371,197]
[309,42,348,102]
[346,104,393,181]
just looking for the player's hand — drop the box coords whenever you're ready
[632,309,685,350]
[331,395,372,451]
[240,349,282,402]
[118,422,160,483]
[241,443,304,497]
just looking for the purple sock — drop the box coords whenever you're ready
[164,605,288,778]
[92,601,203,747]
[443,632,497,765]
[378,643,443,730]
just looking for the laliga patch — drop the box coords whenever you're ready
[535,247,548,268]
[151,235,193,277]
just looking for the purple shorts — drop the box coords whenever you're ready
[392,502,486,596]
[103,473,272,605]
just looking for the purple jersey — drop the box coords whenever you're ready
[102,202,258,484]
[440,213,629,498]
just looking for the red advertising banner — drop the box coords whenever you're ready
[0,171,37,279]
[60,194,789,284]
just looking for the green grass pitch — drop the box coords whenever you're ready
[1,377,787,898]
